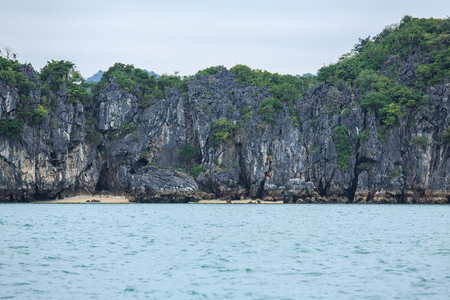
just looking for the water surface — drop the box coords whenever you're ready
[1,204,449,299]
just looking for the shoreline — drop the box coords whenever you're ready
[31,195,283,204]
[33,195,131,204]
[192,199,283,204]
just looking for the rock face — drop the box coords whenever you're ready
[0,62,449,203]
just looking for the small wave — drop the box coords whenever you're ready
[12,282,31,286]
[44,256,60,260]
[8,246,28,249]
[61,270,79,275]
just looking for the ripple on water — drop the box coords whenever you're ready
[0,204,449,299]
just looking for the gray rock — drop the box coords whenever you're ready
[0,58,448,203]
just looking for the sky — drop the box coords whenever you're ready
[1,0,449,79]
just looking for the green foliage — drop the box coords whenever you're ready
[119,123,137,136]
[413,135,429,150]
[0,119,24,138]
[356,130,369,144]
[377,127,388,143]
[191,164,206,177]
[230,64,317,123]
[441,127,450,144]
[257,97,283,125]
[209,118,237,145]
[39,60,82,93]
[85,115,101,145]
[0,67,16,86]
[319,17,450,88]
[66,82,92,105]
[0,56,42,128]
[29,105,48,126]
[379,103,402,126]
[178,144,197,160]
[318,17,450,126]
[132,131,139,141]
[332,125,352,169]
[195,66,226,77]
[94,63,187,108]
[358,76,420,126]
[0,56,21,86]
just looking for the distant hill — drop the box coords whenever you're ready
[85,70,104,83]
[142,69,159,78]
[296,73,316,78]
[85,69,158,84]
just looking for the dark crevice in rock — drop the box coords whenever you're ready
[49,151,60,168]
[257,159,272,199]
[95,163,109,192]
[131,158,148,174]
[347,173,358,203]
[317,179,328,197]
[236,143,250,196]
[256,176,266,199]
[398,189,406,204]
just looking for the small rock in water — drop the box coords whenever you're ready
[86,200,90,202]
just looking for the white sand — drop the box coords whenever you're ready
[34,196,282,204]
[191,199,283,204]
[34,195,130,204]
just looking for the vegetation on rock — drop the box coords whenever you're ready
[230,64,317,125]
[179,144,197,160]
[318,16,450,127]
[209,118,237,145]
[333,125,352,169]
[93,63,187,107]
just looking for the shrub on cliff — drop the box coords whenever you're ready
[195,66,226,77]
[333,125,352,169]
[179,144,197,160]
[413,135,429,150]
[441,127,450,144]
[230,64,316,125]
[94,63,187,107]
[257,97,283,125]
[0,119,24,138]
[0,56,46,127]
[209,118,236,145]
[39,60,83,93]
[190,164,206,177]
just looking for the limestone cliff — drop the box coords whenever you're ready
[0,60,448,203]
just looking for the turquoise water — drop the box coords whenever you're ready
[0,204,449,299]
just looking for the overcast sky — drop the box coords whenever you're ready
[1,0,449,78]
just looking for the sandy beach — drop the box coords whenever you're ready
[192,199,283,204]
[33,196,282,204]
[34,195,131,204]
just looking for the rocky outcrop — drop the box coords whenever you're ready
[129,167,200,203]
[0,61,448,203]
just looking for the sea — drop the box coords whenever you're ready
[0,203,449,299]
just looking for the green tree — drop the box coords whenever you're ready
[333,125,352,169]
[209,118,236,145]
[29,105,48,126]
[179,144,197,160]
[39,60,80,92]
[257,97,283,125]
[0,119,24,138]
